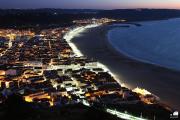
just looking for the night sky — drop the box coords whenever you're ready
[0,0,180,9]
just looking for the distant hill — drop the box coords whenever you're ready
[0,9,180,29]
[100,9,180,21]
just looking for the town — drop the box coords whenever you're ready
[0,18,172,120]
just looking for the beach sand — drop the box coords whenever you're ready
[71,25,180,110]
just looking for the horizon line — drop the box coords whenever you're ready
[0,8,180,10]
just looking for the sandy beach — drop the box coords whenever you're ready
[70,25,180,110]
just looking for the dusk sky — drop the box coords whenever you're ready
[0,0,180,9]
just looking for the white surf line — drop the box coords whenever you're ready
[63,24,127,88]
[64,24,102,57]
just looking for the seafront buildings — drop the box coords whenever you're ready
[0,18,172,119]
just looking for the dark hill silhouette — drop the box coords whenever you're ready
[0,9,180,29]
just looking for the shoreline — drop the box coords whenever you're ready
[107,19,180,72]
[63,24,127,87]
[67,24,180,110]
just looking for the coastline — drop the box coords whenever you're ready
[63,24,126,87]
[67,24,180,110]
[107,19,180,72]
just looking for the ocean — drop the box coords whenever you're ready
[108,18,180,71]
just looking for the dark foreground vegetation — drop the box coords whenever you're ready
[0,94,121,120]
[0,94,173,120]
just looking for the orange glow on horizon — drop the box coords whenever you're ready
[106,1,180,10]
